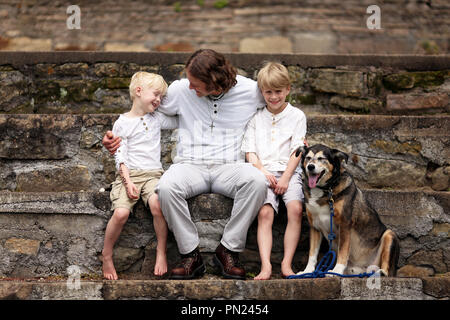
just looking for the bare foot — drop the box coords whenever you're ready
[102,255,118,280]
[281,262,295,278]
[153,249,167,276]
[254,267,272,280]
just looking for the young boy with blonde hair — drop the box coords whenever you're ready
[102,71,177,280]
[242,62,307,280]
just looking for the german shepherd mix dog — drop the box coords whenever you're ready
[295,144,399,276]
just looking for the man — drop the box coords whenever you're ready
[103,49,267,280]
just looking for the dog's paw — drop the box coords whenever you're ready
[325,273,338,278]
[379,269,388,277]
[296,268,315,275]
[329,264,346,275]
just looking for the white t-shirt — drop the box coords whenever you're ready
[158,75,266,164]
[113,112,178,171]
[241,103,307,172]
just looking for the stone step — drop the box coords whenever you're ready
[0,189,448,278]
[0,276,448,300]
[1,114,448,192]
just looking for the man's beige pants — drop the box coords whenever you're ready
[156,162,267,254]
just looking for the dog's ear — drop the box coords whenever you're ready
[331,149,348,165]
[295,145,306,158]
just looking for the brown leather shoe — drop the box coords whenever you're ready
[170,248,205,280]
[214,243,246,280]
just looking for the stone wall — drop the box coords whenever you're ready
[0,190,448,278]
[0,114,449,193]
[0,0,449,54]
[1,52,449,116]
[0,52,449,280]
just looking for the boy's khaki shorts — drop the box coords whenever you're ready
[110,169,164,211]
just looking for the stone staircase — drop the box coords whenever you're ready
[0,52,449,300]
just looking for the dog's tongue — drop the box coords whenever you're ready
[308,174,320,188]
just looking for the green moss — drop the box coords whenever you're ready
[289,93,316,105]
[420,40,441,55]
[383,71,447,92]
[174,2,182,12]
[104,77,130,89]
[214,0,228,9]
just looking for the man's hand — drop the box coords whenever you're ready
[102,130,121,155]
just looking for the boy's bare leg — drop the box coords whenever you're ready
[254,204,274,280]
[281,200,302,277]
[102,208,131,280]
[149,193,168,276]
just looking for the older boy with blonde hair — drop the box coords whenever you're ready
[102,72,177,280]
[242,62,307,280]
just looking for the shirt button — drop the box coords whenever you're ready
[145,127,148,130]
[141,117,143,120]
[143,122,146,125]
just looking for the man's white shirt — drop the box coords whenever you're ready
[158,75,266,164]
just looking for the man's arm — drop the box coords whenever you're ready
[102,131,122,155]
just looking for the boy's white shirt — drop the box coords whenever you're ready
[113,112,178,171]
[157,75,266,164]
[241,103,307,173]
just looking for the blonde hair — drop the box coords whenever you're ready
[257,62,291,90]
[129,71,168,100]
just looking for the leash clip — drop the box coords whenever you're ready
[327,188,334,203]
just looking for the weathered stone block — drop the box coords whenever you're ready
[0,70,32,113]
[397,265,435,278]
[407,249,448,274]
[293,32,337,54]
[430,166,450,191]
[309,69,366,97]
[386,92,449,111]
[330,96,383,113]
[383,71,448,92]
[364,190,449,239]
[53,63,89,77]
[340,278,426,300]
[422,276,450,299]
[364,159,426,189]
[0,115,81,160]
[239,36,293,54]
[30,282,103,300]
[15,165,91,192]
[0,282,33,300]
[4,238,40,256]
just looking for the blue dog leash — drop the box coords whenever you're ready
[287,189,375,279]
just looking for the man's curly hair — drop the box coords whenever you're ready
[185,49,237,94]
